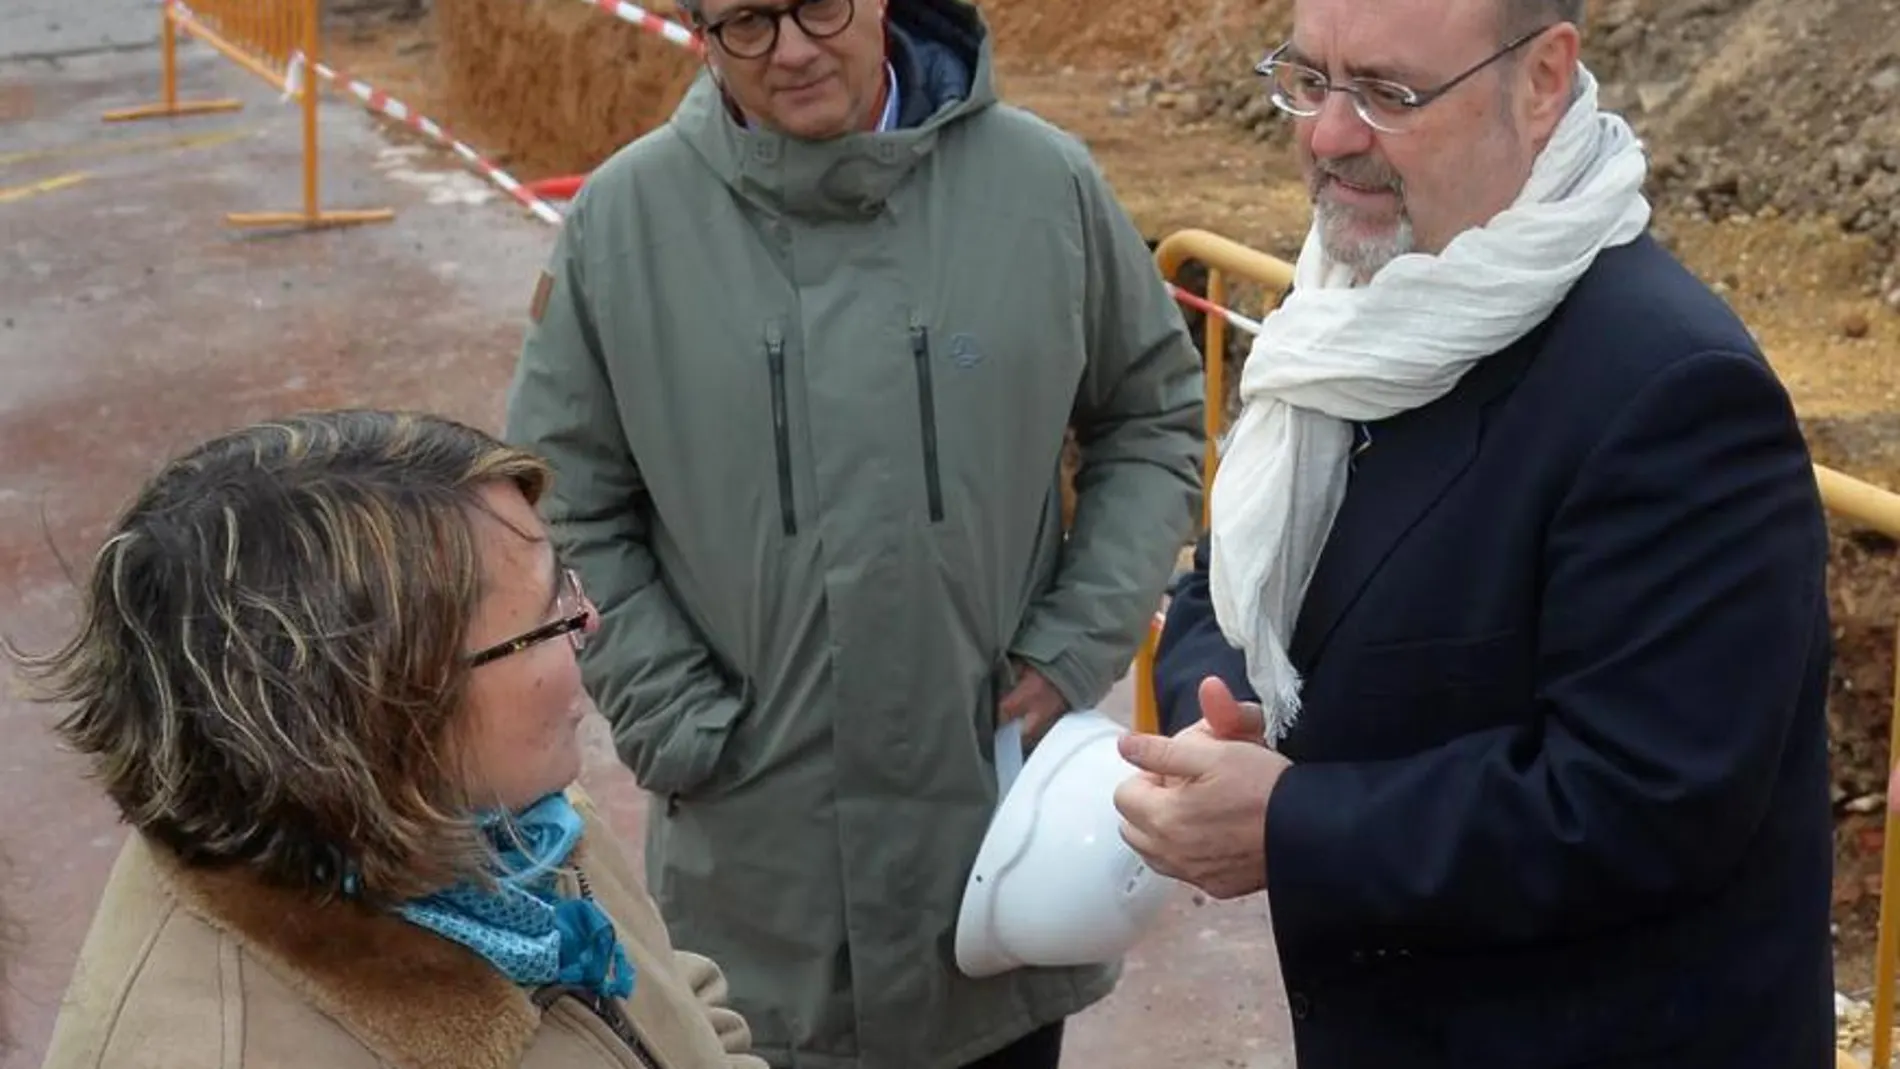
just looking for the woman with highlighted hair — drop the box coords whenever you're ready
[12,410,766,1069]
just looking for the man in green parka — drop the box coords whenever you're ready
[501,0,1205,1063]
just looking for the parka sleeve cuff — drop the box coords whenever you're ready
[1007,631,1103,714]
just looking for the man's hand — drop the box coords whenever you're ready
[1175,676,1268,742]
[998,661,1067,742]
[1146,677,1268,787]
[1113,681,1291,900]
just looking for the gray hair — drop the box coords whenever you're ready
[1499,0,1585,37]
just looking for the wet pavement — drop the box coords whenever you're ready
[0,12,1292,1067]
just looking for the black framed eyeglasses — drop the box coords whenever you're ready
[1256,24,1554,134]
[466,567,593,668]
[700,0,855,60]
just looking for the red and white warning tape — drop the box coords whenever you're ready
[577,0,703,53]
[1167,283,1264,336]
[284,52,566,226]
[272,22,1265,335]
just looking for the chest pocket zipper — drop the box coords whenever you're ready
[764,324,797,536]
[909,321,945,523]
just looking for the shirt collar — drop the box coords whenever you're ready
[876,59,900,132]
[736,61,900,133]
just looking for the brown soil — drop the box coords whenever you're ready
[434,0,697,179]
[321,0,1900,1028]
[323,0,698,182]
[1157,0,1900,302]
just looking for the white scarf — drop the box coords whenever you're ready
[1207,65,1652,744]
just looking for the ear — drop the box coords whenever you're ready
[1521,23,1581,142]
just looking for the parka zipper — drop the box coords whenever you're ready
[909,321,945,523]
[765,323,798,536]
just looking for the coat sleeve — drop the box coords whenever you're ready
[504,194,748,799]
[1009,149,1207,710]
[668,950,771,1069]
[1263,350,1829,956]
[1153,534,1255,735]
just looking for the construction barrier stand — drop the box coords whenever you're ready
[105,0,393,231]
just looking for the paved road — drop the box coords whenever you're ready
[0,8,1293,1066]
[1,0,166,62]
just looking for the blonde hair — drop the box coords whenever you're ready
[6,410,551,904]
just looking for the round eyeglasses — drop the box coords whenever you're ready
[1256,25,1552,135]
[466,567,593,668]
[701,0,855,60]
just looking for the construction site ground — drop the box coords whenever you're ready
[3,0,1900,1066]
[0,10,1288,1069]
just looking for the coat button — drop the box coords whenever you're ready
[1288,991,1311,1021]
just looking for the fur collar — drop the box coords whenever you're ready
[151,837,551,1069]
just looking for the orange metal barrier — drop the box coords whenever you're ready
[1825,465,1900,1069]
[105,0,392,230]
[1133,230,1296,736]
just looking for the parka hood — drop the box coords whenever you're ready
[671,0,997,218]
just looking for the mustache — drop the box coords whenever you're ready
[1312,156,1403,194]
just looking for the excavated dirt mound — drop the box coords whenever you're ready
[1594,0,1900,302]
[1145,0,1900,301]
[434,0,698,180]
[974,0,1261,73]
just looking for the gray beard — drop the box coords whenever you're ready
[1316,198,1417,284]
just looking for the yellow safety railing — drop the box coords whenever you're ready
[1825,462,1900,1069]
[1141,226,1900,1069]
[1132,229,1295,736]
[105,0,392,230]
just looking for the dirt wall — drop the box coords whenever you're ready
[1153,0,1900,298]
[435,0,699,180]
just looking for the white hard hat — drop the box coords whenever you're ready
[953,710,1182,979]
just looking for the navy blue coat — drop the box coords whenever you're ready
[1153,233,1835,1068]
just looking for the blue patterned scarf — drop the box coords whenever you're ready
[396,792,635,999]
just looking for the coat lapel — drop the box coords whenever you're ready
[1288,337,1541,670]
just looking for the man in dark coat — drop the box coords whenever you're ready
[1111,0,1836,1066]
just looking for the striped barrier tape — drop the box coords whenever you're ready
[285,51,566,226]
[1167,283,1264,336]
[189,9,1274,341]
[578,0,703,54]
[277,35,1263,336]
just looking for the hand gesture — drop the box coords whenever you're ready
[1112,677,1290,900]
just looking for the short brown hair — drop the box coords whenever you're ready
[6,410,552,904]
